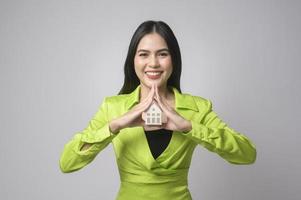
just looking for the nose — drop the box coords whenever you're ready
[148,55,159,68]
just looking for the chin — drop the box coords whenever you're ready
[147,80,168,89]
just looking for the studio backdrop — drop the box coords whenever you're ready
[0,0,300,200]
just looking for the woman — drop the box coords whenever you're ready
[59,20,257,200]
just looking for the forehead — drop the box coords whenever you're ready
[137,33,168,50]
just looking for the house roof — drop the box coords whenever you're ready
[146,102,162,113]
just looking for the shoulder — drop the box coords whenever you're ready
[193,95,212,109]
[181,91,213,112]
[96,93,132,118]
[102,93,131,105]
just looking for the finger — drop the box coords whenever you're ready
[155,83,159,101]
[154,86,169,112]
[156,96,174,121]
[145,85,156,107]
[156,87,173,111]
[160,96,173,111]
[139,97,155,114]
[154,84,166,102]
[141,85,154,104]
[156,96,168,113]
[142,84,155,105]
[154,85,168,107]
[148,83,155,98]
[150,83,155,100]
[153,86,161,108]
[135,85,156,115]
[162,113,168,123]
[136,86,155,109]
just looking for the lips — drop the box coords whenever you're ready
[145,71,163,79]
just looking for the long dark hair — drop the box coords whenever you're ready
[118,20,182,95]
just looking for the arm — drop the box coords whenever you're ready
[183,100,257,165]
[59,97,118,173]
[80,121,120,151]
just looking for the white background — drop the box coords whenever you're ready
[1,0,300,199]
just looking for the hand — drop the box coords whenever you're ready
[110,83,156,133]
[153,84,192,132]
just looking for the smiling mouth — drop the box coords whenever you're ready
[145,71,163,79]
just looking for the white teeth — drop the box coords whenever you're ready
[146,72,162,75]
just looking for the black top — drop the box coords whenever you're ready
[144,129,173,159]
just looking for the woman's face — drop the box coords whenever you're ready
[134,33,173,89]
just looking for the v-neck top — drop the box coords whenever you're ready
[144,129,173,159]
[59,84,257,200]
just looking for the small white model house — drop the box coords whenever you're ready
[144,102,162,125]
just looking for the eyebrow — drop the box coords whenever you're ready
[137,48,169,53]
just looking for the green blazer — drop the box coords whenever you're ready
[59,84,256,200]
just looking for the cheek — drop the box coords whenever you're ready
[134,58,145,69]
[162,59,173,72]
[162,56,172,64]
[134,66,142,78]
[134,58,143,71]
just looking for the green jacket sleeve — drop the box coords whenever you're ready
[183,99,257,165]
[59,97,117,173]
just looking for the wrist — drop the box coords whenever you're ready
[109,119,121,135]
[182,120,192,133]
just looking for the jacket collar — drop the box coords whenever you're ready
[125,85,199,112]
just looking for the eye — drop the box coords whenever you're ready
[159,52,169,57]
[139,53,148,57]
